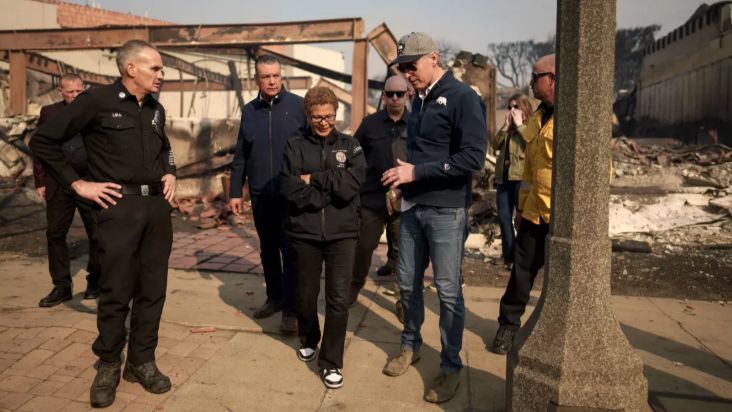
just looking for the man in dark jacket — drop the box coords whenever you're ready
[348,75,409,306]
[381,32,488,403]
[30,40,177,408]
[228,54,306,333]
[34,73,101,307]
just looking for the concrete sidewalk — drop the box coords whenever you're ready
[0,251,731,412]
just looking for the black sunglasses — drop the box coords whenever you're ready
[384,90,407,98]
[531,72,553,82]
[397,62,418,73]
[507,104,519,110]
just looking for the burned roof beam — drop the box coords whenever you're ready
[158,51,230,86]
[315,78,376,114]
[0,50,116,85]
[161,76,312,92]
[0,18,364,50]
[366,23,399,76]
[259,46,384,90]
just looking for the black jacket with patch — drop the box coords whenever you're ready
[280,128,366,241]
[30,79,176,187]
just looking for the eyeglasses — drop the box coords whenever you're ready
[384,90,407,98]
[531,72,553,83]
[310,114,336,124]
[507,104,519,110]
[397,62,418,73]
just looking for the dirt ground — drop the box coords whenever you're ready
[2,178,731,301]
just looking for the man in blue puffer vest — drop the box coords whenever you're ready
[229,54,307,334]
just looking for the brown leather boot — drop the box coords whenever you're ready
[382,347,420,376]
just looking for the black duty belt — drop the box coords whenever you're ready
[119,183,163,196]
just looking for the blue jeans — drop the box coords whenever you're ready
[397,205,468,373]
[496,181,520,264]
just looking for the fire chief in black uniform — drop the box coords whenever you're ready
[30,40,176,409]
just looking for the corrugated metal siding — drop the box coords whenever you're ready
[638,58,732,124]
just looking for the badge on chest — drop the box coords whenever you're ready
[333,150,347,168]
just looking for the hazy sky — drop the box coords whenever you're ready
[68,0,710,76]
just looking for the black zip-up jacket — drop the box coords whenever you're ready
[405,70,487,207]
[230,87,306,198]
[354,109,408,211]
[280,128,366,241]
[30,79,176,187]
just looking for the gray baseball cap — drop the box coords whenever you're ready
[390,32,438,66]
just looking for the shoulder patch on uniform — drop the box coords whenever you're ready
[152,110,163,134]
[353,144,363,154]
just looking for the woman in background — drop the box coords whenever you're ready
[491,94,533,268]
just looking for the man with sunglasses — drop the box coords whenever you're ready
[489,54,556,356]
[348,75,410,307]
[229,55,306,334]
[380,32,487,404]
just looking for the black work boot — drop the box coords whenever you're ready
[252,301,282,319]
[90,360,121,408]
[488,326,517,355]
[39,286,73,308]
[123,361,171,394]
[376,264,394,277]
[84,279,100,300]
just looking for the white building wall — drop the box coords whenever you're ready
[0,0,60,30]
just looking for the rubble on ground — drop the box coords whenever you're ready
[0,115,37,179]
[607,138,732,254]
[173,189,251,230]
[471,137,732,258]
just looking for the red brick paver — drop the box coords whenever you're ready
[0,316,236,411]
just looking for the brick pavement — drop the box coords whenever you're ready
[169,224,433,278]
[169,226,263,274]
[1,222,435,411]
[0,307,236,412]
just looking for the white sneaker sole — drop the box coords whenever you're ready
[297,349,316,362]
[323,378,343,389]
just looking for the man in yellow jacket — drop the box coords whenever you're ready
[489,54,555,355]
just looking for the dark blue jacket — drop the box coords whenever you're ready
[230,87,306,198]
[404,71,487,208]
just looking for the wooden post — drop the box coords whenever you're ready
[350,39,368,132]
[9,51,27,115]
[179,70,184,117]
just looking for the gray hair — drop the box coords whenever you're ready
[255,54,281,75]
[59,73,82,85]
[116,40,158,75]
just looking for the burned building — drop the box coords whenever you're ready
[635,1,732,144]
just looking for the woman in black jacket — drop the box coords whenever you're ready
[280,86,366,389]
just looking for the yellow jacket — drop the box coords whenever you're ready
[517,107,554,224]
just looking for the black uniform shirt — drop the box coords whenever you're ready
[30,79,176,187]
[353,109,408,211]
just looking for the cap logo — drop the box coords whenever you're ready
[397,43,405,56]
